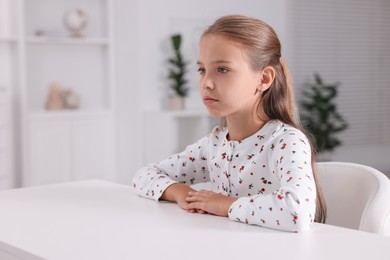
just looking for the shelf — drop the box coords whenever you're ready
[143,109,220,164]
[26,36,109,46]
[0,37,17,44]
[145,109,211,118]
[28,109,113,121]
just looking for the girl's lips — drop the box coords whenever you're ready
[203,96,218,105]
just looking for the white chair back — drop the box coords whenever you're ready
[317,162,390,236]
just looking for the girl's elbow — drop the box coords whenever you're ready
[287,209,315,232]
[291,220,313,232]
[275,218,312,233]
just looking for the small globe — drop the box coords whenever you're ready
[63,9,88,37]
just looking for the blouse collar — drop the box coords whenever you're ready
[222,120,282,146]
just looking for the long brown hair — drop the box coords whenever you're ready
[202,15,326,223]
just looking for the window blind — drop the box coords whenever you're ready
[287,0,390,146]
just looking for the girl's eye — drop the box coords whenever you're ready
[197,67,205,74]
[217,67,229,73]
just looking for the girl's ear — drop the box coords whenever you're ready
[257,66,276,92]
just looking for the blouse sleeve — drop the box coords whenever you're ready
[131,134,210,201]
[227,130,317,232]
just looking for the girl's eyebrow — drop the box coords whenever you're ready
[197,60,232,65]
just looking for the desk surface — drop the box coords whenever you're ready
[0,180,389,260]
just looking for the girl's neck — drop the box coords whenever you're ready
[226,111,266,141]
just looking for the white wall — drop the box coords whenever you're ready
[285,0,390,175]
[115,0,140,184]
[115,0,289,183]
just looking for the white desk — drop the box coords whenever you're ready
[0,180,389,260]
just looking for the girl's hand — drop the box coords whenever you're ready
[184,190,238,217]
[161,183,205,213]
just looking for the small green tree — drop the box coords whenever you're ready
[168,34,189,97]
[300,73,348,153]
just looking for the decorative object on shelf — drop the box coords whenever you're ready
[45,83,80,110]
[63,8,88,38]
[45,82,65,110]
[62,89,80,109]
[300,73,348,161]
[34,29,69,38]
[168,34,189,110]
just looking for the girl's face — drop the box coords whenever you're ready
[197,34,260,118]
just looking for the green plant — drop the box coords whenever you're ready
[168,34,189,97]
[300,73,348,153]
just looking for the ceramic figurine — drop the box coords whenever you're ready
[45,82,64,110]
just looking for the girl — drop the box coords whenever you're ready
[132,15,326,232]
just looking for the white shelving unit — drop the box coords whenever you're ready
[0,52,15,190]
[0,37,16,43]
[0,83,13,190]
[2,0,118,187]
[143,109,219,164]
[25,36,109,45]
[0,0,17,189]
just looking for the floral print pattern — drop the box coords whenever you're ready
[132,120,317,232]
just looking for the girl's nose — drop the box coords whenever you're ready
[201,74,215,90]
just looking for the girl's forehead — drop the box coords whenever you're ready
[200,34,241,47]
[199,34,248,63]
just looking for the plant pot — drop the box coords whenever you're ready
[169,95,185,110]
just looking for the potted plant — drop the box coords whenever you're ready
[300,73,348,161]
[168,34,189,110]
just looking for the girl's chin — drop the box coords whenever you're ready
[205,107,225,118]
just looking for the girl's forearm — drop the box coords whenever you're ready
[161,183,194,202]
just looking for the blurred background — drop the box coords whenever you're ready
[0,0,389,189]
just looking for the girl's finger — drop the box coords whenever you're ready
[185,196,193,202]
[185,202,203,211]
[186,193,206,202]
[188,191,200,196]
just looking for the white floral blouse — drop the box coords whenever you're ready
[132,120,317,232]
